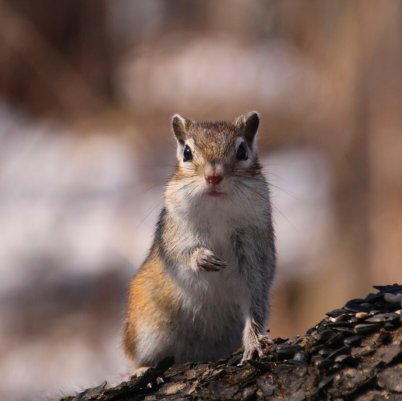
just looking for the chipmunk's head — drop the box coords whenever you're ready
[170,112,262,200]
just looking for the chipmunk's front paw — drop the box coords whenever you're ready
[193,248,227,272]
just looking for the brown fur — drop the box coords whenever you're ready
[124,247,178,364]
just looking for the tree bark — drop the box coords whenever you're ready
[57,284,402,401]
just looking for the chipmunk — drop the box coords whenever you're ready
[123,112,276,370]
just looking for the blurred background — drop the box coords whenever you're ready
[0,0,401,400]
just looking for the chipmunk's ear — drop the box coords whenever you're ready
[234,111,260,147]
[172,114,192,145]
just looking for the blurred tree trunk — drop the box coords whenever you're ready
[0,0,114,118]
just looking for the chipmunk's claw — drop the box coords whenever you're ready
[238,343,264,366]
[196,249,227,272]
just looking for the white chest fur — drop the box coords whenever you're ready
[161,178,271,362]
[162,202,251,362]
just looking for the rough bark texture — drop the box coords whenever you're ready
[57,285,402,401]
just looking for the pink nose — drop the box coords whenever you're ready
[205,174,223,186]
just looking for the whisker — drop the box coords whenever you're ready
[137,198,165,228]
[232,182,260,223]
[267,182,301,202]
[235,178,297,232]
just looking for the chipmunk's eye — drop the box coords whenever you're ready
[183,145,193,162]
[236,142,248,161]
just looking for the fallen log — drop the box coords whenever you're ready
[57,284,402,401]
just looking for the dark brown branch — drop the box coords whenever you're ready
[57,284,402,401]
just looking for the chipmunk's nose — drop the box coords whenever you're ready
[205,162,224,186]
[205,174,223,186]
